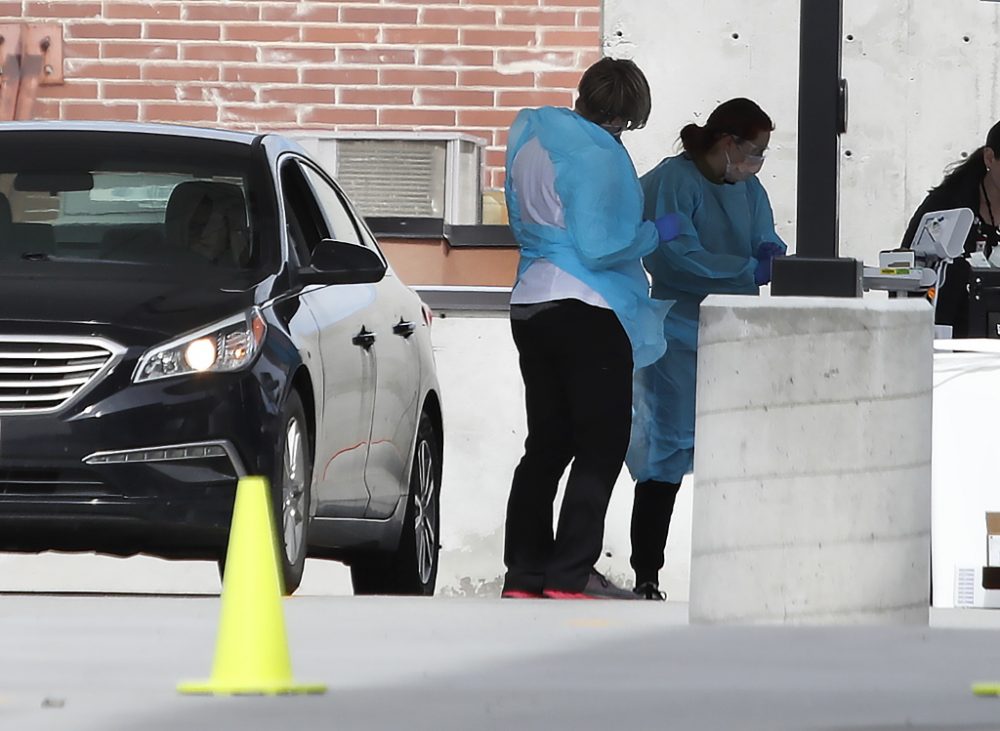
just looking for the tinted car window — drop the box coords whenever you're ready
[298,163,363,247]
[0,132,260,271]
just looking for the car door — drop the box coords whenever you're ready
[280,157,375,518]
[296,162,423,520]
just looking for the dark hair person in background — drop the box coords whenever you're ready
[626,98,786,600]
[901,121,1000,338]
[500,57,679,600]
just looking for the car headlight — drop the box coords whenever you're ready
[133,308,267,384]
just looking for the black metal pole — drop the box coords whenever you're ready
[771,0,861,297]
[795,0,843,258]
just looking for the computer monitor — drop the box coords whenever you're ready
[910,207,974,263]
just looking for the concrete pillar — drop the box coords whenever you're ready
[689,295,933,624]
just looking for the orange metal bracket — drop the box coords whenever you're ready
[0,24,63,121]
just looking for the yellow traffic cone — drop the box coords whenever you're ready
[178,476,326,696]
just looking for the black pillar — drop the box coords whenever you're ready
[771,0,862,297]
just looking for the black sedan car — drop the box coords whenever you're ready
[0,122,443,595]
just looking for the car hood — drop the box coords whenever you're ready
[0,262,272,338]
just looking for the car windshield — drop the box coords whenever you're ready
[0,131,263,271]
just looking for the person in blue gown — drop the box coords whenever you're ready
[627,98,787,599]
[501,58,678,600]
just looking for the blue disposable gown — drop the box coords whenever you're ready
[505,106,670,368]
[626,154,786,483]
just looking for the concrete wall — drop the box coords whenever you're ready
[603,0,1000,263]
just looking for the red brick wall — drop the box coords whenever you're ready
[6,0,601,189]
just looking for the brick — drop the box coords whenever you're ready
[67,60,141,79]
[30,99,61,118]
[181,44,255,63]
[261,4,339,22]
[260,46,335,64]
[26,2,101,17]
[576,9,600,27]
[457,108,518,127]
[416,88,493,107]
[379,108,455,126]
[260,86,335,104]
[63,102,140,121]
[341,6,418,24]
[0,2,23,17]
[383,27,459,45]
[464,0,537,4]
[64,41,101,59]
[103,41,178,60]
[223,24,300,43]
[537,70,582,89]
[301,25,380,44]
[69,22,142,40]
[380,68,456,86]
[421,7,496,24]
[543,0,594,5]
[578,48,600,65]
[485,147,506,168]
[145,23,221,41]
[502,8,576,25]
[185,3,259,21]
[37,81,99,99]
[460,69,534,88]
[103,82,178,100]
[419,48,494,67]
[497,49,575,67]
[490,169,506,189]
[224,65,297,84]
[105,2,181,20]
[498,90,573,107]
[461,28,537,47]
[300,107,378,126]
[339,87,414,105]
[179,85,256,104]
[541,29,599,47]
[143,63,220,82]
[302,67,379,85]
[339,48,415,65]
[143,102,219,123]
[221,105,298,124]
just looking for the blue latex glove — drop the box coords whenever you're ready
[753,242,785,286]
[757,241,785,259]
[654,213,682,242]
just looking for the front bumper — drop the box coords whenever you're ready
[0,351,285,559]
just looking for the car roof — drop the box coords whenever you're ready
[0,120,261,145]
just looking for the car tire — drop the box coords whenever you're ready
[350,412,440,596]
[217,389,311,596]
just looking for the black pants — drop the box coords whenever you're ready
[504,300,633,594]
[630,479,681,586]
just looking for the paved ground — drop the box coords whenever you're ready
[4,583,1000,731]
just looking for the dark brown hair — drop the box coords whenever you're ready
[680,98,774,155]
[574,57,652,132]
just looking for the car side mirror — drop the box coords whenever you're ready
[299,239,387,285]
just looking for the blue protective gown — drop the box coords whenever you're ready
[505,106,670,369]
[626,154,786,483]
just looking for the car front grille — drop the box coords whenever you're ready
[0,336,124,414]
[0,467,115,497]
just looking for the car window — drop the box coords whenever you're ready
[279,159,326,262]
[297,163,364,247]
[0,133,259,270]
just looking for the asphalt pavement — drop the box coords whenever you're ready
[4,579,1000,731]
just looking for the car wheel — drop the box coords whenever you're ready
[217,390,311,596]
[350,412,440,596]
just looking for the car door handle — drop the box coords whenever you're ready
[352,327,376,349]
[392,319,416,338]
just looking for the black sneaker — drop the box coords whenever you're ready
[633,581,666,601]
